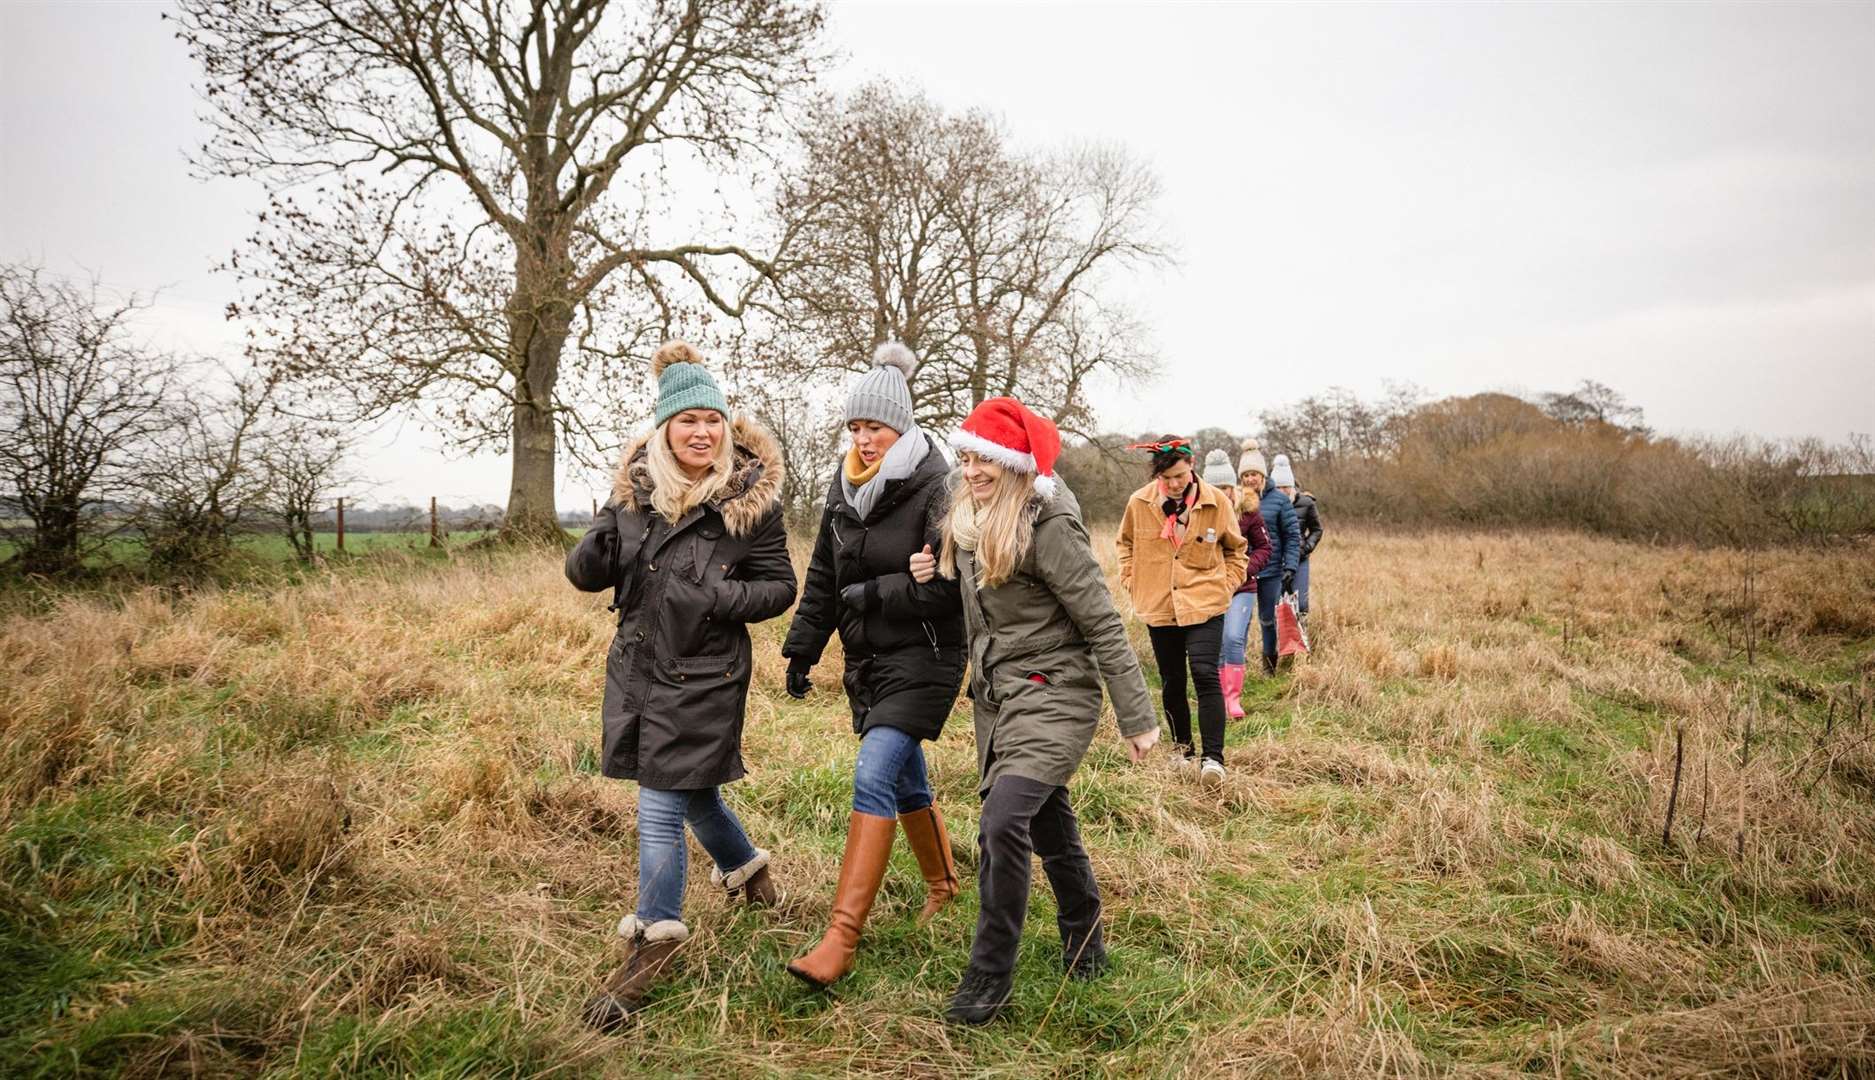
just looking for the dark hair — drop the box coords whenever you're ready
[1148,434,1193,477]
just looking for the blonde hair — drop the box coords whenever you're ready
[939,468,1036,589]
[1237,469,1266,514]
[645,415,736,524]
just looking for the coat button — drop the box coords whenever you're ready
[649,563,657,572]
[635,631,645,642]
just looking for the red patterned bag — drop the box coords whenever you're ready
[1275,591,1309,659]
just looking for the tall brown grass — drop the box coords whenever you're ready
[2,528,1872,1077]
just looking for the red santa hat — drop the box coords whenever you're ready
[948,396,1062,499]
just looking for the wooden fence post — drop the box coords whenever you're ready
[430,496,441,548]
[336,497,345,552]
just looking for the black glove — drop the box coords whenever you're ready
[840,580,871,612]
[785,660,812,700]
[1281,570,1296,595]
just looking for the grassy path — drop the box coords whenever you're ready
[2,529,1871,1077]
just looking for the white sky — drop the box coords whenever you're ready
[4,1,1872,508]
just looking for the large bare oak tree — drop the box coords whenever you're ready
[771,82,1169,439]
[175,0,826,539]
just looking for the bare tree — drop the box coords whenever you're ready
[736,370,843,530]
[175,0,829,540]
[132,369,274,570]
[253,420,364,563]
[0,263,180,575]
[771,81,1168,436]
[1259,386,1405,466]
[1540,379,1648,434]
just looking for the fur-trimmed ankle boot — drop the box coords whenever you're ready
[711,849,777,907]
[582,915,688,1032]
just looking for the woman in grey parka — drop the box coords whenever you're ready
[565,341,796,1030]
[915,396,1159,1026]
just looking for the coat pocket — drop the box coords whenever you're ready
[639,644,753,777]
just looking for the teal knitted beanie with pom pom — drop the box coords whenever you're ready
[651,341,729,427]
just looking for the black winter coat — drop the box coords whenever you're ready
[1294,492,1324,561]
[781,439,966,742]
[566,417,796,788]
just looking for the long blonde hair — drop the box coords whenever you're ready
[939,468,1036,589]
[1236,472,1265,515]
[645,416,737,524]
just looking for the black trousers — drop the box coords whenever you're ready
[968,775,1103,978]
[1147,615,1227,763]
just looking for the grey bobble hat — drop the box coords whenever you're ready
[1270,453,1297,488]
[651,341,729,427]
[845,342,918,432]
[1201,449,1236,488]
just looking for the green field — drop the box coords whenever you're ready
[0,530,502,572]
[2,528,1872,1077]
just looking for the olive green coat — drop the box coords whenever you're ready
[956,483,1156,796]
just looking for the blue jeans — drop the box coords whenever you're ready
[851,724,933,818]
[1296,559,1311,614]
[1255,575,1283,666]
[636,785,760,924]
[1221,591,1258,666]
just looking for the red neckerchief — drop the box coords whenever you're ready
[1156,479,1198,547]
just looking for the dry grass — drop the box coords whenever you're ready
[2,528,1872,1077]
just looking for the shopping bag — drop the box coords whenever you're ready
[1275,592,1309,659]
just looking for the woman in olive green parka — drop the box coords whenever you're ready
[916,396,1158,1027]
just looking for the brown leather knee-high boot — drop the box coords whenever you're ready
[899,805,959,923]
[786,812,895,988]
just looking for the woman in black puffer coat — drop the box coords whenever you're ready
[566,341,797,1031]
[782,343,967,990]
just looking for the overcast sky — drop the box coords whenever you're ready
[4,1,1871,508]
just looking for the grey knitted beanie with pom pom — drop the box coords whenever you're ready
[844,342,918,433]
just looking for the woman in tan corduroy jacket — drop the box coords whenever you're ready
[1115,437,1248,786]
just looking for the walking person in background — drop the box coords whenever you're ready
[1271,453,1322,632]
[1209,449,1270,719]
[781,344,967,990]
[566,341,797,1031]
[1236,439,1301,676]
[917,397,1159,1026]
[1115,438,1248,786]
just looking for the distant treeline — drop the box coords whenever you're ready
[1055,384,1875,546]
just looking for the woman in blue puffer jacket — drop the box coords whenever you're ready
[1235,440,1300,675]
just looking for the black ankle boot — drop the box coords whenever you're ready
[945,966,1013,1026]
[1065,937,1109,981]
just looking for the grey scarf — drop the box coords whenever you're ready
[842,426,929,522]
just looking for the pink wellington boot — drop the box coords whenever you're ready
[1220,664,1247,719]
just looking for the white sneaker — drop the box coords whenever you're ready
[1200,759,1226,788]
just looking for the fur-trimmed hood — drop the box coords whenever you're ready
[611,414,786,537]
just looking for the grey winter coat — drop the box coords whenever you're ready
[955,482,1156,796]
[565,417,795,789]
[782,441,965,742]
